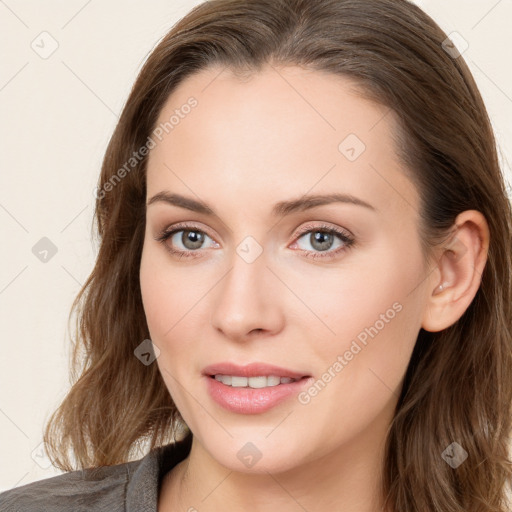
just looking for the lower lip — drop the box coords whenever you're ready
[205,375,313,414]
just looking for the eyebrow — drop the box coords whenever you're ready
[146,191,377,216]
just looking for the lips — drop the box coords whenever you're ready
[204,363,314,414]
[202,361,311,380]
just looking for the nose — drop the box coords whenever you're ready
[210,249,284,342]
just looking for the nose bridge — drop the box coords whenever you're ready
[210,240,283,339]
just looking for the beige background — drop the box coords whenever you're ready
[1,0,511,491]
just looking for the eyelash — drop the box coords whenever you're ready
[154,222,356,261]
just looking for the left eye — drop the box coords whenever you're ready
[290,224,355,259]
[294,228,348,253]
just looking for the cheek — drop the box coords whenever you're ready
[139,242,208,354]
[314,239,419,339]
[299,296,419,447]
[140,248,207,429]
[309,237,424,395]
[139,249,196,406]
[140,242,179,338]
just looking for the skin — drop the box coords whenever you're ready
[139,64,490,512]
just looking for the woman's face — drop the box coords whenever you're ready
[140,65,432,474]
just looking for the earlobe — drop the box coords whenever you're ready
[421,210,490,333]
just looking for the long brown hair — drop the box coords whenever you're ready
[44,0,512,509]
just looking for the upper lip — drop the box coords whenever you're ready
[202,362,310,379]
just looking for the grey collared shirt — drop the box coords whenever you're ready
[0,435,192,511]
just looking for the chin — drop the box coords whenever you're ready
[197,429,307,475]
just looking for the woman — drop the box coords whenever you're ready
[1,0,511,510]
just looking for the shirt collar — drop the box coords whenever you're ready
[126,433,192,512]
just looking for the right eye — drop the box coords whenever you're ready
[154,224,219,258]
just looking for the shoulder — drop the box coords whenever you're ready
[0,458,141,512]
[0,434,192,512]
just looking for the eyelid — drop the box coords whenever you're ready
[293,221,353,239]
[154,221,216,243]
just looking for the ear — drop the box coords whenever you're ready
[421,210,490,333]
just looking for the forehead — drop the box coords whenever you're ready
[146,64,420,222]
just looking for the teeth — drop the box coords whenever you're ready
[232,376,248,387]
[213,375,298,388]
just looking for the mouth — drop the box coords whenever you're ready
[204,367,314,414]
[202,361,312,413]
